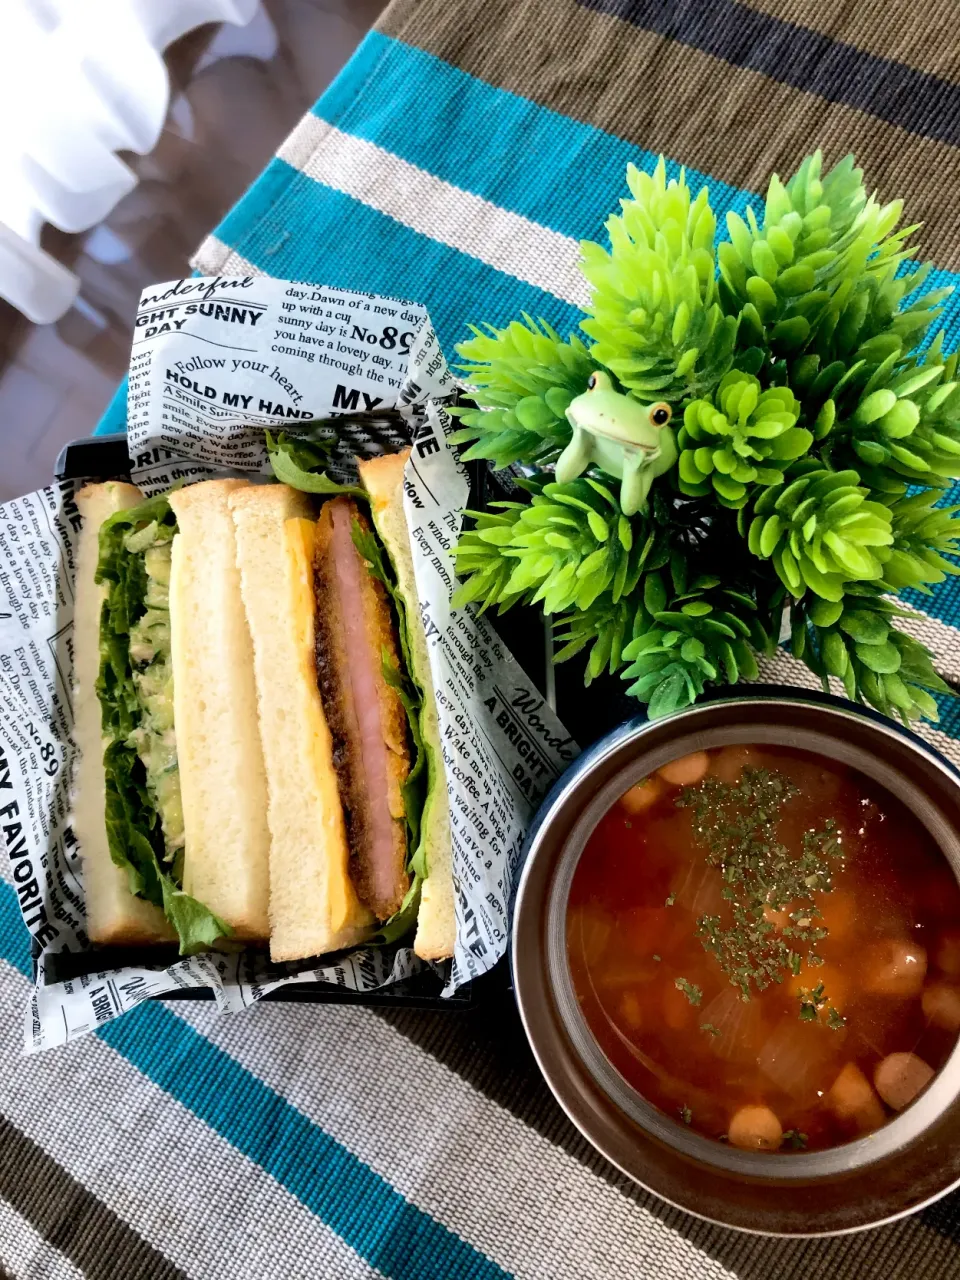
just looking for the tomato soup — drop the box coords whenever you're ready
[566,745,960,1152]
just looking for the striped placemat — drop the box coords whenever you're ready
[9,1,960,1276]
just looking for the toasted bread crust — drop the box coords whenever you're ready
[357,452,456,960]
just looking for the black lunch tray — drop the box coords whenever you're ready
[45,434,638,1011]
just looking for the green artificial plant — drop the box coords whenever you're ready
[449,153,960,723]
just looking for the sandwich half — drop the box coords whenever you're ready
[259,439,456,962]
[74,479,271,952]
[73,451,456,966]
[230,483,375,961]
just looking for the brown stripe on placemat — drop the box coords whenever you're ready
[0,1113,187,1280]
[739,0,960,80]
[377,0,960,271]
[375,996,960,1273]
[578,0,960,145]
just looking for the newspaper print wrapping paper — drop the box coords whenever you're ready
[0,277,576,1051]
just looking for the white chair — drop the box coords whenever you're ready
[0,0,263,324]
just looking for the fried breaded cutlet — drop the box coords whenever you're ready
[313,496,411,920]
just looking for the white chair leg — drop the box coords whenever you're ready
[0,221,80,324]
[22,155,138,235]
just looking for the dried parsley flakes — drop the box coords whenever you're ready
[675,767,845,1001]
[675,977,702,1005]
[797,982,845,1029]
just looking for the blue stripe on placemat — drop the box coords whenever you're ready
[314,32,757,235]
[213,160,584,354]
[95,378,129,437]
[933,692,960,739]
[0,886,510,1280]
[0,887,30,976]
[904,572,960,630]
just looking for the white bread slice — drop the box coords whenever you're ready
[73,482,174,945]
[168,479,271,940]
[229,484,374,961]
[358,451,455,961]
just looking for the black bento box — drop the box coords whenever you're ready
[47,433,642,1010]
[44,434,615,1011]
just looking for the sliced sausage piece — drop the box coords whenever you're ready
[922,982,960,1032]
[728,1105,782,1151]
[874,1053,934,1111]
[826,1063,885,1134]
[863,939,927,997]
[935,931,960,978]
[658,751,709,786]
[620,777,661,814]
[708,745,757,784]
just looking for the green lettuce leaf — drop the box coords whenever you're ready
[373,870,423,946]
[95,492,229,954]
[382,653,426,859]
[266,426,335,467]
[266,430,365,496]
[160,879,232,955]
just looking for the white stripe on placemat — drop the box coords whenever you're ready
[0,963,382,1280]
[278,118,589,308]
[191,116,588,308]
[170,998,735,1280]
[894,607,960,684]
[0,1195,85,1280]
[754,649,960,768]
[190,239,258,279]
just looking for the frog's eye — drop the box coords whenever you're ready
[587,372,599,390]
[648,402,672,428]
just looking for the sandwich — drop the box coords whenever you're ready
[228,483,374,961]
[71,449,455,964]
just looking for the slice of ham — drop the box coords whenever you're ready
[314,497,410,919]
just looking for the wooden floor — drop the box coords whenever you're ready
[0,0,384,504]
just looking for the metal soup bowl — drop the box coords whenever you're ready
[511,691,960,1236]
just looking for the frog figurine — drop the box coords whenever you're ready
[555,370,678,515]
